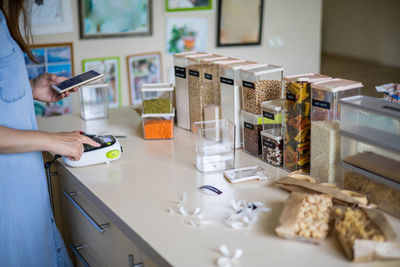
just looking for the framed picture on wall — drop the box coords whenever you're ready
[82,57,122,108]
[217,0,264,46]
[165,0,212,12]
[24,42,74,117]
[127,52,162,105]
[166,17,208,54]
[30,0,73,35]
[78,0,152,39]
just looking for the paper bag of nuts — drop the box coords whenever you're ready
[275,172,373,207]
[333,206,400,262]
[275,192,332,243]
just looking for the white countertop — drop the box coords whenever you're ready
[37,107,400,267]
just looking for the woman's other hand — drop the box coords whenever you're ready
[46,132,100,161]
[30,73,78,103]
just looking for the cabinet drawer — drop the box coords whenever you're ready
[57,167,156,267]
[67,220,108,267]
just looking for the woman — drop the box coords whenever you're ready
[0,1,99,266]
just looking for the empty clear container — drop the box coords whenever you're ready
[242,110,264,156]
[142,112,175,140]
[261,128,283,167]
[79,83,109,120]
[241,64,283,114]
[173,51,210,130]
[188,55,226,130]
[283,73,331,173]
[194,119,235,173]
[141,83,174,114]
[261,99,284,132]
[220,61,261,148]
[340,95,400,147]
[310,78,362,184]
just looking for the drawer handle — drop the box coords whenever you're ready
[70,244,90,267]
[128,254,144,267]
[63,191,110,233]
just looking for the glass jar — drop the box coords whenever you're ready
[283,73,331,173]
[260,98,284,132]
[261,128,283,167]
[310,78,362,183]
[240,64,283,114]
[219,61,261,148]
[79,83,109,120]
[242,110,264,156]
[173,52,210,130]
[141,83,174,114]
[193,119,235,173]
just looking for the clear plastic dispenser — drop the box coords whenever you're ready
[187,54,226,130]
[194,119,235,173]
[219,61,262,148]
[261,99,284,132]
[173,51,210,130]
[240,64,283,115]
[283,73,331,173]
[261,128,283,167]
[339,95,400,218]
[141,83,174,114]
[242,110,264,156]
[310,79,362,184]
[80,83,109,120]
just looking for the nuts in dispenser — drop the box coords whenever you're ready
[261,129,283,167]
[241,64,283,115]
[242,111,264,156]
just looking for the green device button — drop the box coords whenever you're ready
[106,149,120,159]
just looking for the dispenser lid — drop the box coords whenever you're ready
[311,78,363,92]
[283,73,331,83]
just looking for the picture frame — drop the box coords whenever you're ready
[165,0,212,12]
[78,0,152,39]
[217,0,264,47]
[166,17,208,54]
[127,52,163,106]
[30,0,73,35]
[24,42,74,117]
[82,57,122,108]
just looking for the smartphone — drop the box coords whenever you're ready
[51,70,104,94]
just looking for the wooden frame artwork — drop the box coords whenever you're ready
[78,0,152,39]
[217,0,264,47]
[126,52,163,106]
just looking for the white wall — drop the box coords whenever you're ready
[33,0,322,112]
[322,0,400,67]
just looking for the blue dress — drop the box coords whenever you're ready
[0,11,72,267]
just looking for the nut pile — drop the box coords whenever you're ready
[293,194,332,240]
[243,80,282,114]
[334,207,386,246]
[262,134,283,167]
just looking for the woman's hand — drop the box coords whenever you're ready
[30,73,78,103]
[46,132,100,161]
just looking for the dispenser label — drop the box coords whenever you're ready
[220,77,234,85]
[312,99,331,110]
[174,66,186,78]
[242,81,255,89]
[189,70,199,77]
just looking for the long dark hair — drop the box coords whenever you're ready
[1,0,36,62]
